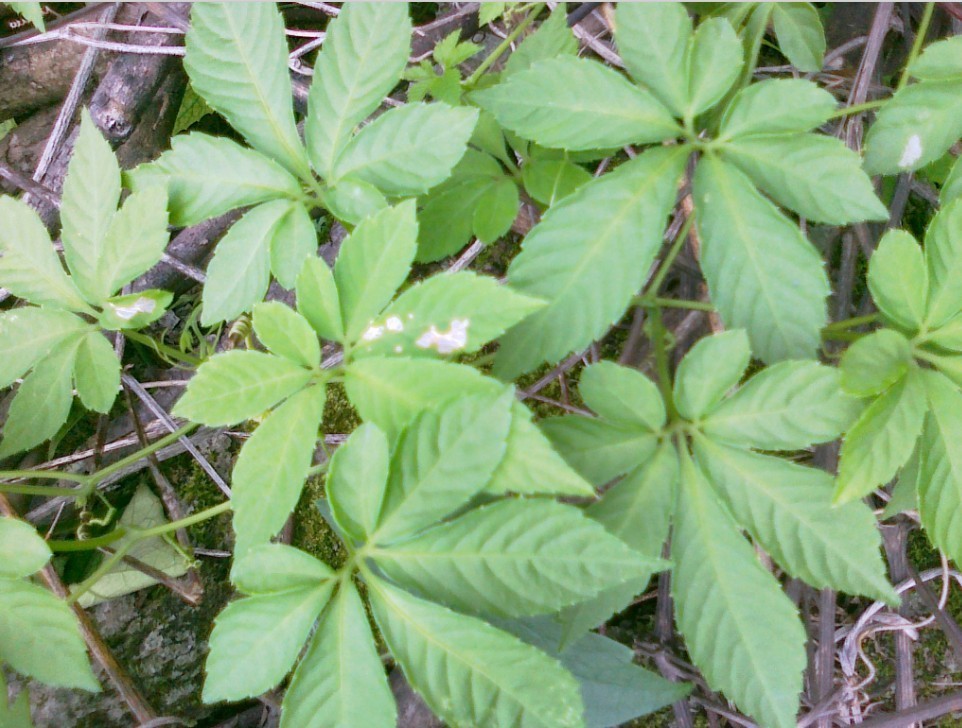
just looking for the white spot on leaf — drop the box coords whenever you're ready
[110,297,156,320]
[361,325,385,342]
[899,134,923,168]
[415,318,469,354]
[394,345,403,353]
[385,316,404,332]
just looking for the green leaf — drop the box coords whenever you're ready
[720,134,887,225]
[0,197,88,311]
[719,79,837,138]
[925,313,962,351]
[0,579,99,691]
[185,2,308,177]
[332,103,478,196]
[673,330,750,420]
[353,272,544,359]
[559,443,678,642]
[923,200,962,328]
[126,133,304,227]
[474,56,681,151]
[864,81,962,174]
[693,154,829,362]
[541,416,658,486]
[614,3,692,116]
[73,331,119,414]
[173,350,313,426]
[368,577,585,728]
[203,583,333,702]
[884,446,920,518]
[672,452,805,728]
[335,201,418,342]
[840,329,913,397]
[579,361,665,430]
[521,158,591,207]
[0,518,51,579]
[306,2,411,178]
[0,340,79,457]
[252,302,320,368]
[0,675,32,728]
[504,7,577,77]
[97,290,172,331]
[941,152,962,205]
[200,200,290,325]
[702,361,860,450]
[835,369,927,504]
[0,307,89,389]
[231,544,334,596]
[75,485,190,607]
[918,370,962,566]
[374,392,514,543]
[478,1,506,26]
[416,150,512,261]
[474,177,520,243]
[868,229,928,330]
[322,179,388,226]
[9,2,45,31]
[495,146,688,378]
[687,18,742,116]
[327,423,390,543]
[60,110,121,303]
[296,256,344,342]
[94,186,169,299]
[772,3,825,72]
[909,35,962,81]
[503,617,691,728]
[281,582,395,728]
[374,498,660,618]
[231,385,325,552]
[694,437,897,602]
[269,202,318,290]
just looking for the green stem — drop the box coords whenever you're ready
[0,484,86,497]
[124,330,203,367]
[898,2,935,91]
[464,3,544,87]
[644,214,696,298]
[90,424,198,485]
[651,307,679,422]
[136,500,231,539]
[822,313,879,332]
[48,529,129,552]
[636,296,715,312]
[0,469,89,484]
[828,98,887,119]
[66,544,133,604]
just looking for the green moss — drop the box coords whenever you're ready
[323,382,361,435]
[292,474,347,570]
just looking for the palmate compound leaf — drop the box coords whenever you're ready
[720,134,887,225]
[306,2,411,178]
[372,391,514,544]
[835,367,928,504]
[230,385,326,554]
[296,256,344,343]
[73,330,121,414]
[125,133,304,227]
[771,3,826,73]
[559,442,678,644]
[503,6,577,77]
[331,103,479,196]
[673,329,750,420]
[613,2,692,117]
[840,329,913,397]
[281,581,395,728]
[908,34,962,81]
[0,579,99,691]
[868,229,928,331]
[172,350,314,427]
[252,302,321,369]
[0,307,90,389]
[923,200,962,328]
[368,576,586,728]
[0,517,52,579]
[473,56,681,151]
[693,436,897,603]
[918,370,962,567]
[719,79,838,138]
[672,450,806,728]
[344,357,593,497]
[334,201,418,343]
[326,423,390,543]
[686,17,743,117]
[203,581,334,703]
[693,153,830,363]
[540,416,659,487]
[494,146,689,379]
[351,272,544,360]
[371,498,664,618]
[185,2,309,178]
[577,361,666,431]
[701,360,861,450]
[0,196,89,312]
[0,338,81,458]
